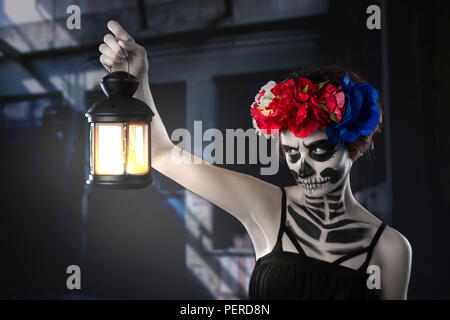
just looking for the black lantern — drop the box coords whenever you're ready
[85,69,154,189]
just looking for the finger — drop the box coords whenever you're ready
[99,43,126,63]
[101,61,111,72]
[107,20,133,42]
[100,54,122,69]
[103,34,126,58]
[119,39,146,58]
[117,39,137,52]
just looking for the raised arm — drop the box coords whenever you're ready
[99,20,281,257]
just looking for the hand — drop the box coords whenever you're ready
[99,20,149,81]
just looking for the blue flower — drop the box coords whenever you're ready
[326,73,381,148]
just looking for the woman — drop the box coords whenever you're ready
[99,20,412,300]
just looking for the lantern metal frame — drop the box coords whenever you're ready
[85,58,154,189]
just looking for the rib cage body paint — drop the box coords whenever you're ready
[285,186,371,259]
[281,129,375,266]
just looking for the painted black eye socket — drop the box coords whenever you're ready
[308,141,337,162]
[312,147,327,156]
[282,145,301,162]
[282,145,298,154]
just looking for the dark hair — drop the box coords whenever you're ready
[278,65,383,162]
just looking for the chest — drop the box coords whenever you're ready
[281,200,376,267]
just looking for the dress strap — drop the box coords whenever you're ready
[332,247,369,265]
[332,222,387,268]
[273,187,307,255]
[360,222,387,271]
[275,186,287,243]
[272,186,289,253]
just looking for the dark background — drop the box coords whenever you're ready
[0,0,449,299]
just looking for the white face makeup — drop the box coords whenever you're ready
[281,129,352,197]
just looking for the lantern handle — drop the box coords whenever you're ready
[109,46,131,78]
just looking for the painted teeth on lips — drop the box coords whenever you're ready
[300,177,331,189]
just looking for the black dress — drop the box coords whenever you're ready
[249,187,387,300]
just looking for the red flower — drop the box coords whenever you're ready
[310,99,331,127]
[289,113,321,138]
[293,78,318,103]
[250,78,348,139]
[314,83,347,123]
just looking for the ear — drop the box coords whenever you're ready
[342,144,355,162]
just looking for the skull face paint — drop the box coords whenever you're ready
[281,129,352,197]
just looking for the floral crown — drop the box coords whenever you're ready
[250,73,381,147]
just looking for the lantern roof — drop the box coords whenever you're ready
[85,71,154,122]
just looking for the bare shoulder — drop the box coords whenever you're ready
[372,225,412,299]
[373,225,412,269]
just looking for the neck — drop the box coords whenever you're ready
[302,174,354,222]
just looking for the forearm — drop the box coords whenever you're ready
[133,75,175,165]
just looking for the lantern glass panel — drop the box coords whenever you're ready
[90,123,94,175]
[126,122,149,174]
[93,123,125,175]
